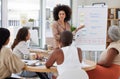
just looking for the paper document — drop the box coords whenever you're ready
[22,60,40,66]
[11,74,21,78]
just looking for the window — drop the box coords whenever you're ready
[7,0,43,47]
[2,0,71,48]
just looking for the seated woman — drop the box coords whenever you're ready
[0,28,25,79]
[11,27,49,79]
[11,27,31,59]
[87,25,120,79]
[45,31,88,79]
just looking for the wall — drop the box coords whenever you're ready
[81,0,120,8]
[72,0,120,26]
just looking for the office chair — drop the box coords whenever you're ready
[57,69,89,79]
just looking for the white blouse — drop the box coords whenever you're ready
[57,45,82,75]
[99,40,120,65]
[13,41,30,59]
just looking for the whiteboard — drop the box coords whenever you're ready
[74,6,108,51]
[29,29,39,46]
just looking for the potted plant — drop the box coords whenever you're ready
[71,24,76,32]
[28,18,34,27]
[28,18,34,22]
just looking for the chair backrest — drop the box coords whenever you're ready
[57,69,89,79]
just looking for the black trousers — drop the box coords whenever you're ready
[36,72,49,79]
[5,77,20,79]
[6,72,49,79]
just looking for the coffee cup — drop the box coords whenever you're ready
[23,54,29,60]
[47,45,53,51]
[29,53,36,60]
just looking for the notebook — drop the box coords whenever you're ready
[22,60,40,66]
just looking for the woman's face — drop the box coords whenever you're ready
[26,30,30,41]
[58,10,66,21]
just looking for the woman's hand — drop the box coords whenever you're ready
[74,25,85,33]
[36,53,44,60]
[72,25,85,36]
[77,25,85,30]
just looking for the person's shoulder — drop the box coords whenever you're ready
[108,41,120,49]
[70,45,81,49]
[51,21,59,29]
[17,41,27,47]
[1,46,12,55]
[66,21,70,25]
[53,48,62,54]
[53,48,61,52]
[2,46,11,51]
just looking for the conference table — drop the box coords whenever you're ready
[23,60,96,73]
[25,48,96,73]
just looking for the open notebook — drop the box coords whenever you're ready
[22,60,41,66]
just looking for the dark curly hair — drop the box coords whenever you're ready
[60,31,73,46]
[53,4,72,22]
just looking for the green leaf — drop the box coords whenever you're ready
[71,25,76,32]
[28,18,34,22]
